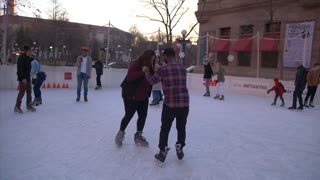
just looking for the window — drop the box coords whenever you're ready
[217,52,229,65]
[238,52,251,66]
[265,22,281,33]
[261,52,278,68]
[220,27,231,37]
[240,25,254,35]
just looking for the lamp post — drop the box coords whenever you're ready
[129,48,132,62]
[177,29,192,66]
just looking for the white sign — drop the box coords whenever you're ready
[283,21,315,68]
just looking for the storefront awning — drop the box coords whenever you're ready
[210,39,230,52]
[259,34,280,52]
[231,38,253,51]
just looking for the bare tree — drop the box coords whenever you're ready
[47,0,69,21]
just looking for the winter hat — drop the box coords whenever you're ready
[274,78,279,82]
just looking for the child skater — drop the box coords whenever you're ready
[267,78,286,107]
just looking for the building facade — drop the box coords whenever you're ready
[195,0,320,80]
[0,15,133,65]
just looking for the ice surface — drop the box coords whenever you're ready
[1,88,320,180]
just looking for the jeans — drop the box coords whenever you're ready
[16,81,32,108]
[120,99,149,132]
[158,104,189,151]
[33,73,46,100]
[152,90,162,103]
[274,91,284,105]
[96,75,101,87]
[292,89,303,108]
[77,72,89,98]
[305,86,318,103]
[216,82,224,96]
[204,78,211,94]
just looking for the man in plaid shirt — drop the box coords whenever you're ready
[144,48,189,163]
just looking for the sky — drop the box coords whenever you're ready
[13,0,199,38]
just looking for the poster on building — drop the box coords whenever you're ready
[283,21,315,68]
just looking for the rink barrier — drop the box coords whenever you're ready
[1,65,319,104]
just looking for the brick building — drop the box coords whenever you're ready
[0,15,133,64]
[195,0,320,80]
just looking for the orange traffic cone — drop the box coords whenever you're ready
[53,83,56,88]
[47,83,51,88]
[57,83,60,88]
[62,83,66,88]
[66,83,69,88]
[42,83,46,89]
[17,84,20,91]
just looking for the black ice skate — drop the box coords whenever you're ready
[115,130,125,146]
[214,95,219,99]
[84,96,88,102]
[175,144,184,160]
[309,101,315,108]
[219,95,224,100]
[155,147,170,163]
[14,106,23,114]
[27,105,36,112]
[76,97,80,102]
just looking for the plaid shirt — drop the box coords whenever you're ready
[146,60,189,108]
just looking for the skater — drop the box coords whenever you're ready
[92,58,103,90]
[76,47,92,102]
[145,48,189,163]
[288,62,307,110]
[14,46,36,113]
[30,53,46,106]
[150,58,162,106]
[304,63,320,108]
[267,78,286,107]
[203,59,213,97]
[212,62,225,100]
[115,49,155,147]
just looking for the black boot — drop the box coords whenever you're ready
[175,144,184,160]
[304,101,309,108]
[309,101,314,108]
[155,147,170,163]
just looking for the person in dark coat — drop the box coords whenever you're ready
[288,62,307,110]
[203,59,213,96]
[92,58,103,90]
[115,49,155,147]
[14,46,36,113]
[267,78,286,107]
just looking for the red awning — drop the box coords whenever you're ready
[210,39,230,52]
[231,38,253,51]
[259,34,280,52]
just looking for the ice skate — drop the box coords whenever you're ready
[175,144,184,160]
[288,106,296,110]
[31,98,40,106]
[309,102,314,108]
[84,96,88,102]
[304,101,309,108]
[203,92,210,97]
[27,105,36,112]
[76,97,80,102]
[134,132,149,147]
[214,95,219,99]
[271,102,276,106]
[14,106,23,114]
[115,130,125,146]
[297,106,303,110]
[219,95,224,100]
[155,147,170,163]
[150,101,160,106]
[280,103,285,107]
[95,86,102,90]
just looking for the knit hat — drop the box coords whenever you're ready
[274,78,279,82]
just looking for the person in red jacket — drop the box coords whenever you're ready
[267,78,286,107]
[115,50,155,147]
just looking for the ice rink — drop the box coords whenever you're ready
[1,88,320,180]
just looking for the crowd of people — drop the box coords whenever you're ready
[12,44,319,164]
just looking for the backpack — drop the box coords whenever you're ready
[279,82,286,93]
[120,75,145,98]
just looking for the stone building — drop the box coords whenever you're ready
[195,0,320,80]
[0,15,133,64]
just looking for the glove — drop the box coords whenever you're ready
[32,78,36,85]
[267,90,271,94]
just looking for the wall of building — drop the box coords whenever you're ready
[196,0,320,80]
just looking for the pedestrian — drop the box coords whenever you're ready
[145,48,189,163]
[76,47,92,102]
[30,53,46,106]
[203,59,213,97]
[304,63,320,108]
[267,78,286,107]
[150,58,162,106]
[92,58,103,90]
[212,62,225,100]
[115,49,155,147]
[14,46,36,113]
[288,62,307,110]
